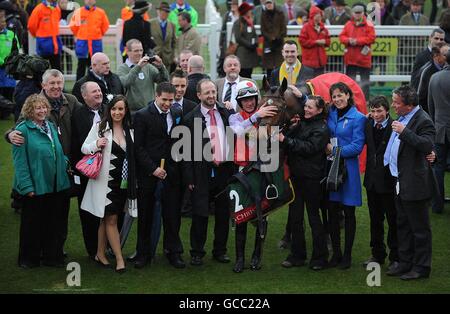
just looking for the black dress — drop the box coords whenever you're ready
[104,141,127,216]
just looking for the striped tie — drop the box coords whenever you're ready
[224,82,234,102]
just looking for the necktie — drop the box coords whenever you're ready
[161,112,168,134]
[172,102,182,111]
[208,109,223,165]
[287,66,294,85]
[288,5,294,21]
[375,123,382,130]
[224,82,235,103]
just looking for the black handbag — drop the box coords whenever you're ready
[326,146,347,192]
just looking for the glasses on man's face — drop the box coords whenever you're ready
[237,87,257,97]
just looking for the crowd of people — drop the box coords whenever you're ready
[1,0,449,283]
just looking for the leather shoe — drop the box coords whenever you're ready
[387,261,399,272]
[400,270,429,281]
[233,257,244,273]
[386,263,411,276]
[213,254,231,263]
[168,255,186,269]
[18,261,39,269]
[338,257,352,270]
[362,256,385,267]
[190,256,203,266]
[134,257,150,269]
[328,255,342,268]
[126,251,137,262]
[309,261,327,271]
[281,257,305,268]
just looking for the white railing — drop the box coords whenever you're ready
[28,19,221,81]
[226,23,438,82]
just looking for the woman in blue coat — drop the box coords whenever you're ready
[326,82,366,269]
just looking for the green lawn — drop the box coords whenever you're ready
[1,116,450,293]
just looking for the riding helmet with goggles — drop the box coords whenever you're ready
[235,80,259,107]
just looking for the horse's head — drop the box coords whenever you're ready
[259,77,302,130]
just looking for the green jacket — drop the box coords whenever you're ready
[0,28,19,66]
[117,62,169,112]
[167,3,199,36]
[13,120,70,196]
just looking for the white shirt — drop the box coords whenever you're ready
[221,77,240,111]
[154,102,173,134]
[200,104,227,161]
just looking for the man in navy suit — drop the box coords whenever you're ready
[133,82,185,269]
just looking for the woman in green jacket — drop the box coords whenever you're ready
[13,94,70,268]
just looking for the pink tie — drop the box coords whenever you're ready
[208,109,223,165]
[288,5,294,21]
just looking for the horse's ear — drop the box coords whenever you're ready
[262,75,271,92]
[280,78,288,97]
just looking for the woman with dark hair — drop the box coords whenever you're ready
[326,82,366,269]
[279,93,330,270]
[81,95,137,273]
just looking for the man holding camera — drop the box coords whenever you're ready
[117,39,169,112]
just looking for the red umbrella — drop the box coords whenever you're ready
[307,72,368,172]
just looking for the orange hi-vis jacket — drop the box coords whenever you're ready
[70,6,110,58]
[28,2,61,56]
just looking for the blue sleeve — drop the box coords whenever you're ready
[340,114,366,158]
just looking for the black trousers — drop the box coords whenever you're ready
[190,163,232,258]
[289,177,328,263]
[19,192,65,265]
[76,58,91,81]
[366,189,398,262]
[329,201,356,258]
[41,54,61,72]
[395,196,432,274]
[77,177,99,258]
[161,171,183,256]
[56,194,71,256]
[346,65,371,101]
[136,183,157,259]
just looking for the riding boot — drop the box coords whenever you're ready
[233,223,246,273]
[250,219,267,270]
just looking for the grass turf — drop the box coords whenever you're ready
[1,116,450,293]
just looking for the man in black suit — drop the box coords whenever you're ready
[70,81,105,260]
[410,28,445,90]
[182,78,234,266]
[133,82,185,269]
[170,69,197,116]
[72,53,124,105]
[384,85,436,280]
[184,55,209,104]
[363,96,398,269]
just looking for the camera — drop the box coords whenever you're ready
[146,55,156,63]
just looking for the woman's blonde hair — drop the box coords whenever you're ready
[21,94,51,120]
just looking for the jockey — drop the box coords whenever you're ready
[228,80,277,273]
[229,80,278,167]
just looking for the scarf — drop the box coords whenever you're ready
[122,127,137,216]
[279,60,301,85]
[242,15,254,28]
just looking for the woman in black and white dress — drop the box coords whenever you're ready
[81,95,137,273]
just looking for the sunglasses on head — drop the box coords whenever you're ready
[237,87,257,97]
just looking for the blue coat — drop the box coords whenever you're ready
[327,105,366,206]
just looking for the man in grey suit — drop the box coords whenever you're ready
[384,85,436,280]
[428,51,450,214]
[215,55,257,112]
[150,2,177,70]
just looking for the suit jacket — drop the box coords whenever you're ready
[175,26,201,57]
[177,97,198,117]
[281,4,307,24]
[397,108,436,201]
[184,72,209,104]
[410,48,432,90]
[133,101,182,189]
[417,61,440,113]
[181,104,234,216]
[72,70,124,105]
[149,18,176,68]
[428,66,450,144]
[363,117,396,194]
[270,64,314,88]
[215,76,257,111]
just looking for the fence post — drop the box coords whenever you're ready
[209,22,219,80]
[115,19,124,67]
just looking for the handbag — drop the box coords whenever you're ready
[326,146,347,192]
[75,152,103,179]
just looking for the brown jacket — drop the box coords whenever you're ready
[261,8,287,69]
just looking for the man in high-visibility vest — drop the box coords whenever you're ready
[70,0,109,81]
[28,0,62,70]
